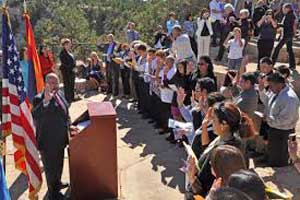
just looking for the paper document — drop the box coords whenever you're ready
[76,120,91,132]
[183,142,197,160]
[160,88,174,103]
[254,111,264,118]
[168,119,193,130]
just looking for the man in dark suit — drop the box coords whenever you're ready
[104,34,119,96]
[59,38,76,103]
[32,73,76,200]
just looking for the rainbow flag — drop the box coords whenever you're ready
[24,13,44,102]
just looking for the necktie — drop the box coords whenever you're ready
[54,92,67,115]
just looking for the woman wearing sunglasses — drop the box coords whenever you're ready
[191,56,217,91]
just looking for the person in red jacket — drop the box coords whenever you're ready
[39,45,55,79]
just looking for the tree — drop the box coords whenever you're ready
[2,0,210,57]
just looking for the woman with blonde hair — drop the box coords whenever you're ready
[87,51,105,90]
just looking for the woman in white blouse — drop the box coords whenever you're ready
[196,8,214,61]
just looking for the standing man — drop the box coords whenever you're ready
[171,25,196,62]
[259,72,300,167]
[126,22,140,43]
[105,34,119,96]
[32,73,75,199]
[59,38,75,103]
[209,0,224,46]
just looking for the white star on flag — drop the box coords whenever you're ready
[18,76,22,82]
[8,45,13,52]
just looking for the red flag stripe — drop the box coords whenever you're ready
[25,151,42,182]
[12,134,25,146]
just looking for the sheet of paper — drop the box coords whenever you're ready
[168,119,193,130]
[183,141,197,160]
[254,111,264,118]
[160,88,174,103]
[76,120,91,132]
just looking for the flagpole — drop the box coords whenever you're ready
[23,0,27,14]
[1,0,6,173]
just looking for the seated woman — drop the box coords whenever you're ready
[88,52,105,81]
[86,52,105,90]
[185,102,256,198]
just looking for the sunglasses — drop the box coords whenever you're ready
[198,62,206,66]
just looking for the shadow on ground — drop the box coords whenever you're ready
[259,166,300,200]
[111,97,186,193]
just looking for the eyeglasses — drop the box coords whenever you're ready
[198,62,206,66]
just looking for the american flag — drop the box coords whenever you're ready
[2,8,42,199]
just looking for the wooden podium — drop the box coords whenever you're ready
[69,101,118,200]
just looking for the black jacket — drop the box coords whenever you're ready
[59,49,76,72]
[32,90,70,152]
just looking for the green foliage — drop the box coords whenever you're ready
[3,0,210,58]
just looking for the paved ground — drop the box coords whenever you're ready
[5,92,185,200]
[4,60,300,200]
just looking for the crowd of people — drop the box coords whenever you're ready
[26,0,300,200]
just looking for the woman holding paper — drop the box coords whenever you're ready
[185,102,255,199]
[157,55,177,135]
[165,60,189,143]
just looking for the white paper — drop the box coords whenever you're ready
[254,111,264,118]
[183,142,197,160]
[160,87,174,103]
[168,119,193,130]
[76,120,91,132]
